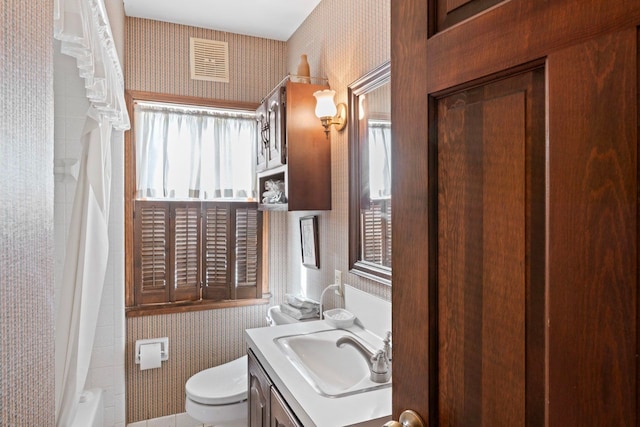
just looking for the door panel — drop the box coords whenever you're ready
[433,0,504,32]
[391,0,640,425]
[546,28,638,424]
[437,70,543,426]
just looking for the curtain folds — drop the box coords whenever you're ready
[54,0,129,131]
[134,105,257,199]
[53,0,129,425]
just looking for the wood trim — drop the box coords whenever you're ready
[426,0,640,93]
[125,90,136,307]
[261,211,270,296]
[391,0,432,423]
[125,297,269,318]
[348,61,391,284]
[126,90,259,111]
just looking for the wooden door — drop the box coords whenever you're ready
[391,1,640,425]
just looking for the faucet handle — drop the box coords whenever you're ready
[383,331,392,361]
[371,350,390,374]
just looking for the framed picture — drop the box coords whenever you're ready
[300,215,319,268]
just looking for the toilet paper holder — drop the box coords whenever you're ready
[135,337,169,364]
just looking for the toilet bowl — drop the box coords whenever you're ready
[185,355,248,425]
[185,306,298,425]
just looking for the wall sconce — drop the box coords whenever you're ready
[313,89,347,138]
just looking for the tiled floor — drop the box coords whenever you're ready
[127,412,210,427]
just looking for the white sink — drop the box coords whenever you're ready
[274,329,391,397]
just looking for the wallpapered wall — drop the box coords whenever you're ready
[1,1,55,425]
[124,0,390,420]
[124,18,289,422]
[285,0,391,304]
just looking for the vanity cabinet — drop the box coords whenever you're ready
[270,387,301,427]
[248,349,271,427]
[248,349,301,427]
[256,79,331,211]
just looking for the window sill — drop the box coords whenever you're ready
[125,298,270,318]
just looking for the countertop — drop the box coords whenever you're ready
[245,319,392,427]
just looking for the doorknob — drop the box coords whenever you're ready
[383,410,426,427]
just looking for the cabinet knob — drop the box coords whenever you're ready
[383,410,426,427]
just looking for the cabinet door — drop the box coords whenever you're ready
[270,387,301,427]
[266,87,286,169]
[248,350,271,427]
[255,102,268,172]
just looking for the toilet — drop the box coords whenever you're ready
[185,306,299,425]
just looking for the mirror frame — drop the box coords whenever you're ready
[348,61,391,285]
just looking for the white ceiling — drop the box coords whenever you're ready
[123,0,322,41]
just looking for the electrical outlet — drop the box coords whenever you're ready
[333,270,342,296]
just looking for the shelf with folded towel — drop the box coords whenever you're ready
[279,294,320,320]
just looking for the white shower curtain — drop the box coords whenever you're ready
[55,117,112,427]
[53,0,129,425]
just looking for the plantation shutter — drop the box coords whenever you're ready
[234,206,261,299]
[202,203,230,300]
[171,202,201,302]
[361,199,392,268]
[134,201,170,305]
[133,200,261,306]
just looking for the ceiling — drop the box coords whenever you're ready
[122,0,322,41]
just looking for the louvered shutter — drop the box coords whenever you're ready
[134,201,170,305]
[234,206,261,299]
[202,203,230,300]
[361,199,392,268]
[170,202,201,302]
[383,199,392,268]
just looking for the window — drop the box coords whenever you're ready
[125,92,265,314]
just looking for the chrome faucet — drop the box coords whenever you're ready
[336,335,391,383]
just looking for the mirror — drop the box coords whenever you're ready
[348,61,391,285]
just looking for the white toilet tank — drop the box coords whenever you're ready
[266,305,300,326]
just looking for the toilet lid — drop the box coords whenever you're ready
[186,355,248,405]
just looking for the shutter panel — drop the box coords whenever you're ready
[134,201,170,305]
[383,199,392,268]
[202,203,230,300]
[362,203,384,264]
[133,200,262,306]
[361,199,392,268]
[171,203,201,302]
[234,206,261,299]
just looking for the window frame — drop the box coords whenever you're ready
[125,91,267,316]
[348,62,392,286]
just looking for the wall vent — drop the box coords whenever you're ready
[190,37,229,83]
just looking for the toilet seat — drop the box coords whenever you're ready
[185,355,248,405]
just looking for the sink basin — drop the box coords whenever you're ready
[274,329,391,398]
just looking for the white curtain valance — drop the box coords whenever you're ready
[134,105,257,200]
[54,0,130,131]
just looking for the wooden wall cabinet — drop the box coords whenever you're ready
[248,349,302,427]
[256,79,332,211]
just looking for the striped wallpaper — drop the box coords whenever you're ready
[125,17,287,102]
[125,0,390,421]
[125,17,289,422]
[1,1,55,425]
[285,0,392,305]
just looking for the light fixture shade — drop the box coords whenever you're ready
[313,89,338,118]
